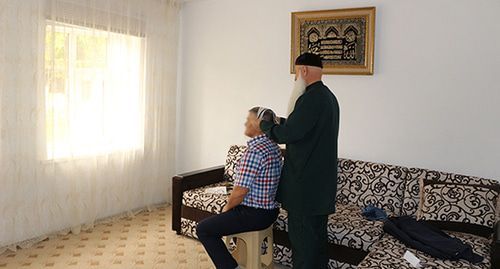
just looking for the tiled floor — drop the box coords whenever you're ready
[0,205,290,269]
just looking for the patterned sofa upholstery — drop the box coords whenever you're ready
[172,145,500,269]
[357,231,493,269]
[358,167,500,269]
[268,158,410,268]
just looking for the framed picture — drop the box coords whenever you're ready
[291,7,376,75]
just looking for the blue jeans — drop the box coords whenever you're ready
[196,205,279,269]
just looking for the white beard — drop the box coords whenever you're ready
[287,76,307,116]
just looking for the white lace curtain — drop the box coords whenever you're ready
[0,0,180,252]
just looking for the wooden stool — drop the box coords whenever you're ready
[226,226,274,269]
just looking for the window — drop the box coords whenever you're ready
[44,22,145,159]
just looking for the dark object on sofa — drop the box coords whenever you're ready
[362,205,388,221]
[384,216,483,263]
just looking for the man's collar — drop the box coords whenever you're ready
[247,134,267,147]
[305,80,323,92]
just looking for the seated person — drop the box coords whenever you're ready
[196,107,283,269]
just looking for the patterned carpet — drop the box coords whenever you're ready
[0,205,212,269]
[0,205,289,269]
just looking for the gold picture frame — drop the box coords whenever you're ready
[291,7,376,75]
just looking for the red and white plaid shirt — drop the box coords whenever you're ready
[234,134,283,209]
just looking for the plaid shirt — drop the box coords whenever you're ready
[234,134,283,209]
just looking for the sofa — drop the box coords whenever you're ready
[172,145,500,269]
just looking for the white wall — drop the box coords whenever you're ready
[177,0,500,181]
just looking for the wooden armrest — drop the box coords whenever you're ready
[174,165,225,191]
[171,165,225,234]
[492,220,500,269]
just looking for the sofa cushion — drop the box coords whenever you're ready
[357,231,491,269]
[328,204,386,251]
[182,181,230,214]
[402,167,500,217]
[418,179,499,236]
[180,217,199,239]
[336,158,407,216]
[181,181,232,239]
[223,145,247,182]
[274,204,385,252]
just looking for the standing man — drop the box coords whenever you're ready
[259,53,340,269]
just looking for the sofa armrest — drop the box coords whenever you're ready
[171,165,225,234]
[492,220,500,269]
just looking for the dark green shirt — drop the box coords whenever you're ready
[260,81,340,216]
